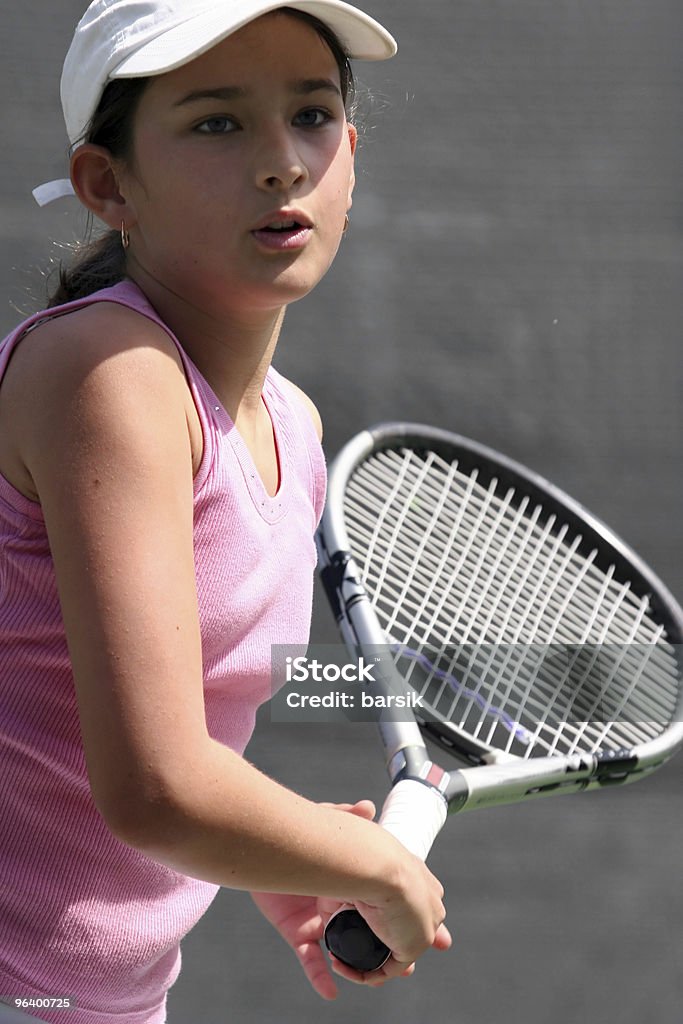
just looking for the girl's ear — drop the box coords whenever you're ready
[70,144,136,231]
[346,123,357,210]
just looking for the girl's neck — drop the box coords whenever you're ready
[127,266,286,422]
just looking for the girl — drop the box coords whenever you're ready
[0,2,450,1022]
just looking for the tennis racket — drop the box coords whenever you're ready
[316,422,683,972]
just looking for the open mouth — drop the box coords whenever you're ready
[251,219,313,250]
[261,220,302,233]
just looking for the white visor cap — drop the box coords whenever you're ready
[61,0,397,147]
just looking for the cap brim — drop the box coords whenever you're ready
[111,0,396,78]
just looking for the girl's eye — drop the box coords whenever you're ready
[195,116,238,134]
[294,108,331,128]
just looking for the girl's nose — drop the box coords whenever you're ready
[254,127,308,192]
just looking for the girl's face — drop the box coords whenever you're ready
[117,12,356,317]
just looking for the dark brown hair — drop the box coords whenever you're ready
[47,8,355,307]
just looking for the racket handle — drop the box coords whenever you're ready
[324,779,447,972]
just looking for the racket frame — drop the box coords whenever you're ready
[317,422,683,812]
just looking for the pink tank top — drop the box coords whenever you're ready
[0,280,327,1023]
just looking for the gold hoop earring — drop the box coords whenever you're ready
[121,221,130,250]
[342,214,350,237]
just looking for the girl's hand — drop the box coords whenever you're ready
[252,799,452,995]
[321,904,452,988]
[316,802,452,988]
[251,799,376,999]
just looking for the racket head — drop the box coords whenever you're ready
[317,423,683,776]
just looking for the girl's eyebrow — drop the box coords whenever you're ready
[291,78,342,98]
[174,78,341,107]
[174,86,246,107]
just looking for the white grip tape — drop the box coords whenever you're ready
[377,779,447,861]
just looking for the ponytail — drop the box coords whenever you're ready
[48,229,126,308]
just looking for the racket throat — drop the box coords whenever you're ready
[385,742,470,813]
[456,754,596,810]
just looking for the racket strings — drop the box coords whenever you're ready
[350,464,666,648]
[343,446,680,759]
[348,451,670,649]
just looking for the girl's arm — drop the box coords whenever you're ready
[3,303,448,978]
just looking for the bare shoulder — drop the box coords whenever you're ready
[279,375,323,442]
[0,301,196,498]
[3,300,186,394]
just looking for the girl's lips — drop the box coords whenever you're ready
[251,225,313,251]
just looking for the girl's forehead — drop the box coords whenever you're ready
[147,12,341,96]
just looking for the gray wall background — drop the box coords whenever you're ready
[2,1,682,1022]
